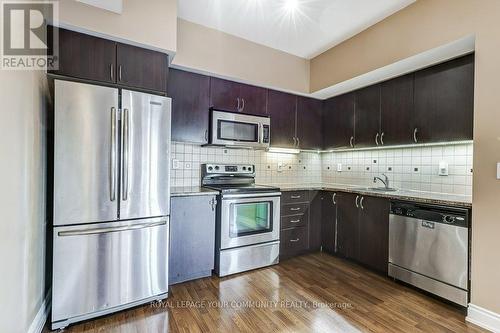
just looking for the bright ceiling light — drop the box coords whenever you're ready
[283,0,299,13]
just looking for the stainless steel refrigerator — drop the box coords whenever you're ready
[51,80,171,330]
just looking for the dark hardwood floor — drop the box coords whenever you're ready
[44,253,485,333]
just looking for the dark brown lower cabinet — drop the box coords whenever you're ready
[321,191,336,254]
[336,193,360,260]
[280,190,321,260]
[333,192,389,273]
[308,191,322,252]
[358,196,390,273]
[280,227,309,258]
[282,190,390,275]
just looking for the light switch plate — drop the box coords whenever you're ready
[277,162,284,172]
[337,163,342,172]
[497,162,500,179]
[172,159,181,170]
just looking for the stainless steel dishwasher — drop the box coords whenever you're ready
[389,201,470,306]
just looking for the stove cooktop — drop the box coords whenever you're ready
[203,184,280,194]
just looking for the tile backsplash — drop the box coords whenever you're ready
[171,142,473,196]
[171,142,322,187]
[322,144,473,195]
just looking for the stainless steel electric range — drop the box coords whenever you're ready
[202,164,281,277]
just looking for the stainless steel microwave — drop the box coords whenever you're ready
[207,109,270,149]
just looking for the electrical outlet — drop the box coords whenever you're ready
[277,162,285,172]
[172,159,181,170]
[337,163,342,172]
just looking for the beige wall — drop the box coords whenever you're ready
[311,0,500,314]
[0,70,48,333]
[173,19,310,93]
[58,0,177,53]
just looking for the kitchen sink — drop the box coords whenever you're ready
[366,187,398,192]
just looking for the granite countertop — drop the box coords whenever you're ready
[261,183,472,208]
[171,186,219,197]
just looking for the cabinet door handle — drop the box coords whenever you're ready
[350,136,354,148]
[290,207,301,211]
[380,132,385,145]
[375,133,380,146]
[293,137,297,147]
[241,98,245,111]
[204,129,208,142]
[290,195,301,199]
[110,64,114,81]
[290,238,300,242]
[355,195,360,208]
[297,137,300,147]
[413,128,418,143]
[118,65,122,81]
[290,219,301,223]
[236,98,240,111]
[332,193,336,205]
[360,196,364,210]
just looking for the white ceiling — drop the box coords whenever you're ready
[178,0,416,59]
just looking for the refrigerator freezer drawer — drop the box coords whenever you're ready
[52,217,169,328]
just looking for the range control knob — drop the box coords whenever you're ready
[208,166,213,171]
[214,166,220,171]
[248,166,252,172]
[443,215,456,224]
[242,166,246,171]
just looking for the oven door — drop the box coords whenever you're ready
[211,110,269,148]
[220,192,280,249]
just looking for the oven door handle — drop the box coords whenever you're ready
[222,192,282,199]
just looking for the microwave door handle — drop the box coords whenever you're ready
[259,123,264,144]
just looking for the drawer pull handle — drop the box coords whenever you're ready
[290,219,301,223]
[290,207,301,211]
[290,195,301,199]
[290,238,300,242]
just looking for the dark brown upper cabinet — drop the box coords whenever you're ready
[48,27,169,94]
[209,77,267,115]
[267,90,297,148]
[413,54,474,143]
[116,43,168,93]
[296,97,323,150]
[380,74,414,145]
[168,69,210,144]
[49,27,116,84]
[239,83,268,115]
[354,84,381,148]
[323,93,355,149]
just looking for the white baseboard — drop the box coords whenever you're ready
[28,291,51,333]
[467,303,500,333]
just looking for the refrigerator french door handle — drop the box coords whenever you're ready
[57,220,167,237]
[110,107,117,201]
[121,108,130,201]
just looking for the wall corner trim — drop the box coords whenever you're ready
[467,303,500,333]
[28,291,51,333]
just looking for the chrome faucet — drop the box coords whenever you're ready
[373,174,390,189]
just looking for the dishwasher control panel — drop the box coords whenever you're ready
[390,201,469,228]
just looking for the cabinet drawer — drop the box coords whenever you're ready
[280,227,308,257]
[281,191,309,204]
[281,203,309,216]
[281,214,308,229]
